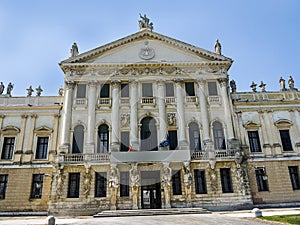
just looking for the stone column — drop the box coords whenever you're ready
[27,114,37,152]
[293,110,300,153]
[51,114,60,151]
[0,115,5,129]
[260,110,273,156]
[197,79,210,142]
[174,78,188,149]
[129,79,139,150]
[111,80,121,152]
[218,78,234,140]
[157,79,167,146]
[59,80,74,154]
[17,114,28,151]
[86,81,97,153]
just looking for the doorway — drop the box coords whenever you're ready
[141,171,161,209]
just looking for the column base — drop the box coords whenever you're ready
[110,142,120,152]
[58,144,70,154]
[178,140,189,150]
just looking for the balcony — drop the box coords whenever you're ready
[120,97,130,104]
[110,150,191,163]
[141,97,155,106]
[57,153,110,164]
[165,97,176,104]
[97,98,111,107]
[75,98,87,105]
[208,96,221,104]
[191,149,236,160]
[185,96,198,104]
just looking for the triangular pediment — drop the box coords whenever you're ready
[60,30,232,71]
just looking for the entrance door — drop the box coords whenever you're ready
[141,171,161,209]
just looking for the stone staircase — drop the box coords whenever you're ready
[94,208,210,217]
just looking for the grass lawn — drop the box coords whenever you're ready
[260,214,300,225]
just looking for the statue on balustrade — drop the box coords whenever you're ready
[0,82,4,95]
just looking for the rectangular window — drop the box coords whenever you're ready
[194,169,207,194]
[168,130,178,150]
[248,131,262,152]
[280,130,293,151]
[76,84,86,98]
[185,82,195,96]
[1,137,15,160]
[289,166,300,190]
[220,168,233,193]
[35,137,49,159]
[120,132,130,152]
[95,172,107,197]
[165,83,174,97]
[172,170,182,195]
[100,84,110,98]
[120,172,129,197]
[68,173,80,198]
[0,175,8,199]
[31,174,44,199]
[208,82,218,96]
[121,83,129,98]
[255,168,269,192]
[142,83,153,97]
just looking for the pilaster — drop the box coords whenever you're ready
[129,79,139,150]
[86,81,97,153]
[197,79,210,142]
[111,80,121,152]
[156,79,167,147]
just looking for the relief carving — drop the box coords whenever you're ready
[167,113,176,126]
[121,114,130,127]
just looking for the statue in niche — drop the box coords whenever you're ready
[214,39,222,55]
[121,114,130,127]
[130,163,140,209]
[55,165,65,199]
[6,82,13,96]
[139,14,153,31]
[0,82,4,95]
[288,76,295,89]
[26,86,34,96]
[207,166,218,193]
[279,76,286,91]
[167,113,176,126]
[70,42,79,58]
[183,162,192,207]
[229,80,236,93]
[108,165,119,210]
[83,165,92,198]
[161,162,172,208]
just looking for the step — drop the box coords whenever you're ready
[94,208,211,217]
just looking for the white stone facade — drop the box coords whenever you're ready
[0,23,299,215]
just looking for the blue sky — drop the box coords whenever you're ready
[0,0,299,96]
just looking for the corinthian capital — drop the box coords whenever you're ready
[218,78,228,87]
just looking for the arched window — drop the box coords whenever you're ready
[140,117,158,151]
[97,124,109,153]
[189,122,201,150]
[72,125,84,153]
[213,121,225,150]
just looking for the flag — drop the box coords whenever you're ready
[159,134,170,147]
[128,144,133,152]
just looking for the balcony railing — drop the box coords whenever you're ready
[75,98,87,105]
[97,98,111,106]
[185,96,198,104]
[141,97,155,105]
[191,149,236,160]
[208,96,221,104]
[165,97,176,104]
[57,153,110,163]
[121,97,130,104]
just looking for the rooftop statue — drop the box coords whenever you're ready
[70,42,79,58]
[288,76,295,89]
[139,14,153,31]
[6,82,13,96]
[230,80,236,93]
[279,76,286,91]
[214,39,222,55]
[259,81,266,92]
[250,81,257,92]
[0,82,4,95]
[26,85,34,96]
[36,85,43,96]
